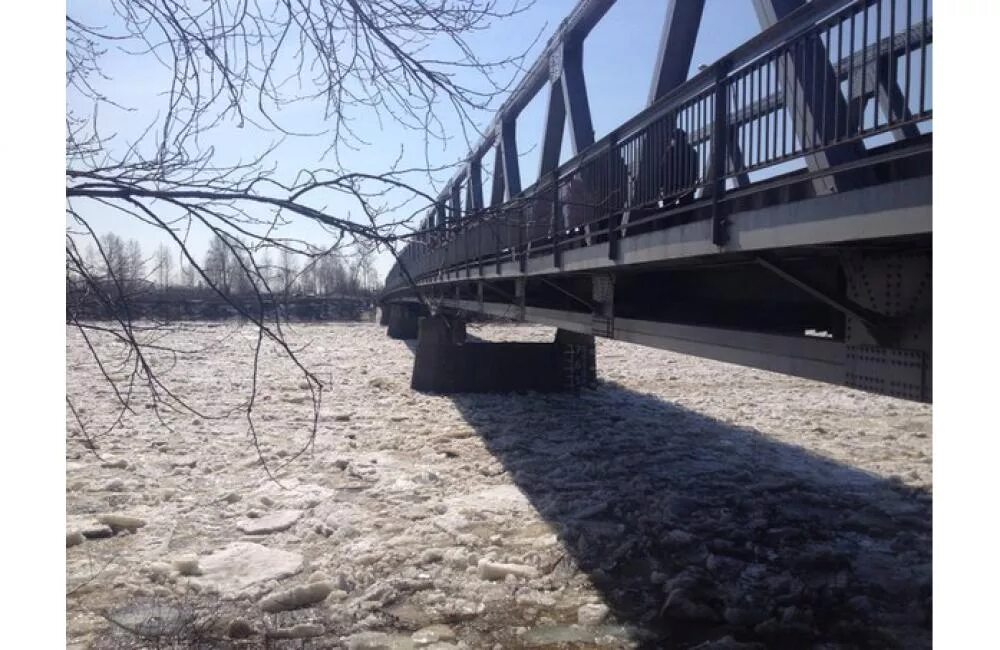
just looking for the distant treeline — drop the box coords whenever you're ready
[68,283,375,322]
[68,232,380,322]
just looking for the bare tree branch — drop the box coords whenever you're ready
[67,0,540,479]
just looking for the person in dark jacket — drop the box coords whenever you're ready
[624,125,701,237]
[660,127,701,206]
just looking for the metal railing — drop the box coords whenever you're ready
[386,0,932,292]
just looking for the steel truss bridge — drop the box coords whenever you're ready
[381,0,932,402]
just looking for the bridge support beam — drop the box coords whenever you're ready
[591,273,614,337]
[411,315,596,393]
[386,304,420,340]
[648,0,705,104]
[840,249,932,401]
[753,0,870,195]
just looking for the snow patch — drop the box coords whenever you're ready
[191,542,303,594]
[237,509,302,534]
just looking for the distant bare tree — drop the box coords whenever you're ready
[229,240,256,297]
[344,247,379,295]
[65,0,540,476]
[124,239,145,287]
[299,262,318,296]
[178,257,198,288]
[98,233,127,285]
[83,243,100,274]
[317,253,348,296]
[278,249,299,296]
[259,250,276,290]
[357,252,379,293]
[154,244,173,289]
[203,235,234,296]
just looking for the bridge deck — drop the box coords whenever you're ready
[404,166,930,287]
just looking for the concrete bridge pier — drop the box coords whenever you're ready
[554,328,598,390]
[386,304,421,340]
[411,315,597,393]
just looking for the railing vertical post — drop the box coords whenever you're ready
[478,213,485,277]
[604,138,625,260]
[467,159,484,278]
[450,181,462,278]
[519,202,527,273]
[496,207,503,276]
[711,59,732,247]
[552,170,564,269]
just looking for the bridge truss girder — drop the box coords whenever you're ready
[385,0,933,403]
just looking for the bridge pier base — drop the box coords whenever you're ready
[411,316,596,393]
[554,328,598,390]
[386,304,420,340]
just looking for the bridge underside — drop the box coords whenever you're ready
[384,154,931,402]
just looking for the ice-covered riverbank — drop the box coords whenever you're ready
[66,322,931,648]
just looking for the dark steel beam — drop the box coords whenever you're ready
[466,160,484,214]
[753,0,867,195]
[842,48,929,140]
[472,0,615,163]
[755,254,884,327]
[834,20,933,78]
[686,22,931,145]
[489,145,505,208]
[750,0,816,37]
[499,120,522,199]
[408,297,847,388]
[539,278,596,312]
[416,0,615,212]
[648,0,706,104]
[727,126,751,188]
[870,57,921,141]
[607,0,850,146]
[436,201,446,234]
[482,281,516,303]
[710,61,732,245]
[561,39,596,154]
[614,316,846,387]
[538,79,567,177]
[836,19,930,140]
[450,182,462,225]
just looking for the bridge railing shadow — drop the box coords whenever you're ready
[400,336,931,648]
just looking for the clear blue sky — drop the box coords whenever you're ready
[66,0,772,281]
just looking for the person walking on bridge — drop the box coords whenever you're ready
[659,127,701,207]
[626,125,701,237]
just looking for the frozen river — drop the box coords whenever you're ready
[66,321,931,648]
